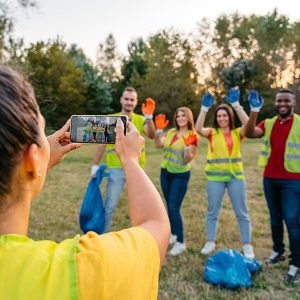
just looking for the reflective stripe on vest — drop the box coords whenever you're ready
[160,129,192,173]
[205,128,245,181]
[258,114,300,173]
[0,234,80,300]
[106,113,146,168]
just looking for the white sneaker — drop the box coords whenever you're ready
[243,244,255,259]
[169,234,177,245]
[169,242,186,256]
[200,241,215,255]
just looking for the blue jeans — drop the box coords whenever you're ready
[206,178,252,244]
[103,168,125,233]
[160,168,190,243]
[263,178,300,267]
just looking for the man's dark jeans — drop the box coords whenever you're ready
[263,177,300,267]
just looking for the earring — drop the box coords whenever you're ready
[37,168,41,177]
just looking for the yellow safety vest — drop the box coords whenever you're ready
[0,234,80,300]
[106,112,146,168]
[161,129,192,173]
[205,128,245,181]
[258,114,300,173]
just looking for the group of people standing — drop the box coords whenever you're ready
[0,65,299,300]
[92,86,300,284]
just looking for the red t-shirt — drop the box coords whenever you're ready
[207,128,243,156]
[258,115,300,179]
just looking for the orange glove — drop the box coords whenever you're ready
[155,114,169,129]
[182,132,197,146]
[142,98,156,117]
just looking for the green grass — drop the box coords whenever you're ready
[29,139,300,299]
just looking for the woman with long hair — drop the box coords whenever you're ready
[155,107,198,256]
[0,66,170,299]
[195,89,255,259]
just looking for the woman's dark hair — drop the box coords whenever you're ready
[0,66,41,199]
[213,104,235,130]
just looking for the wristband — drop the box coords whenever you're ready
[201,106,209,112]
[233,105,244,111]
[144,114,153,120]
[184,146,191,151]
[155,129,163,137]
[250,107,261,112]
[231,102,240,108]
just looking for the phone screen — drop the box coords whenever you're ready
[70,115,127,144]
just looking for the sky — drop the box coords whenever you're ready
[14,0,300,62]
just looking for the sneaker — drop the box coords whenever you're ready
[200,241,216,255]
[266,251,285,264]
[242,244,255,259]
[169,242,186,256]
[169,234,177,245]
[285,265,300,284]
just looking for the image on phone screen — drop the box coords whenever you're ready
[70,115,127,144]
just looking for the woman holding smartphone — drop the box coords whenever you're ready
[154,107,198,256]
[0,66,170,300]
[195,88,255,259]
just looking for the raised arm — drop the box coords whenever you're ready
[195,93,215,138]
[153,114,169,148]
[142,98,156,139]
[182,132,198,163]
[223,87,249,136]
[245,90,264,138]
[115,119,170,267]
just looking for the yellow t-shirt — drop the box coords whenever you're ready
[77,227,160,300]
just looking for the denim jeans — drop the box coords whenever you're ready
[103,168,126,233]
[206,178,252,244]
[160,168,190,243]
[263,178,300,267]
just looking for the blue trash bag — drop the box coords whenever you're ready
[244,257,263,274]
[79,165,109,234]
[204,249,252,289]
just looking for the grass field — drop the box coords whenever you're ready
[30,138,300,299]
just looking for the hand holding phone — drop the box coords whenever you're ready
[70,115,127,144]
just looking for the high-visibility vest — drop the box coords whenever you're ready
[160,129,192,173]
[205,128,245,181]
[0,234,80,300]
[106,112,146,168]
[258,114,300,173]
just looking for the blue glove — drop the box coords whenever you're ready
[224,88,240,108]
[248,90,263,112]
[201,93,215,112]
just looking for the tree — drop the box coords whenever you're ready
[112,38,148,111]
[23,39,87,128]
[96,33,121,83]
[127,30,199,117]
[68,45,112,114]
[0,0,37,61]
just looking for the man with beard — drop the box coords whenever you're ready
[91,87,156,233]
[245,89,300,284]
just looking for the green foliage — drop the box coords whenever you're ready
[23,40,87,128]
[68,45,113,114]
[126,30,199,117]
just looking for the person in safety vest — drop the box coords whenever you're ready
[195,88,255,260]
[154,107,199,256]
[0,66,170,300]
[245,89,300,284]
[91,87,156,233]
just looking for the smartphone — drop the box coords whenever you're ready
[70,115,127,144]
